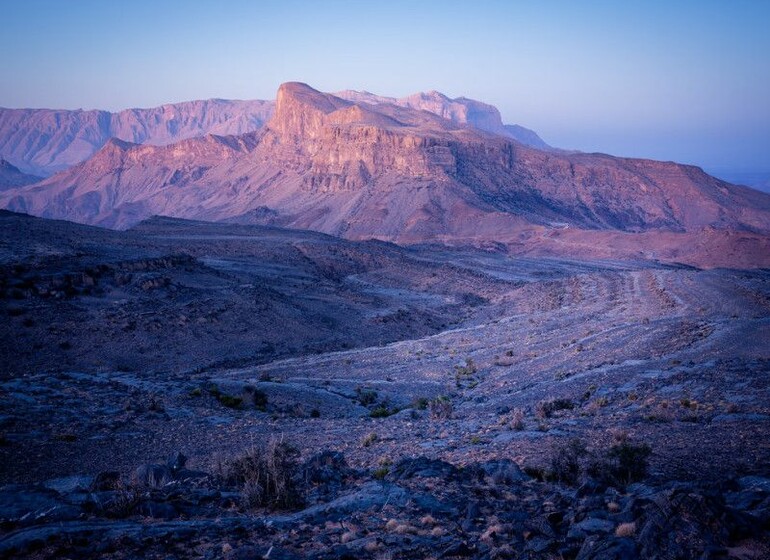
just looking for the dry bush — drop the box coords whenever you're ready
[549,438,588,485]
[429,396,453,419]
[616,521,636,537]
[223,439,303,510]
[535,398,574,419]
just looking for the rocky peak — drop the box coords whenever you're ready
[271,82,351,138]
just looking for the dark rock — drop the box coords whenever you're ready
[91,471,121,491]
[441,541,476,557]
[525,535,555,553]
[301,451,351,485]
[138,501,178,519]
[574,517,615,534]
[576,536,638,560]
[389,457,458,480]
[167,452,187,473]
[481,459,529,485]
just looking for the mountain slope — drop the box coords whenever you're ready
[2,82,769,268]
[0,159,41,190]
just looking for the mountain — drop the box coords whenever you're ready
[2,82,770,267]
[0,99,274,176]
[0,159,41,190]
[336,89,551,149]
[0,91,549,177]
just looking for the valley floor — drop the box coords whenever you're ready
[1,212,769,559]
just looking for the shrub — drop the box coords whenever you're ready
[588,441,652,488]
[372,466,389,480]
[223,440,303,510]
[535,398,574,419]
[370,406,397,418]
[455,358,477,377]
[429,396,453,419]
[356,387,378,406]
[251,389,268,411]
[217,394,243,409]
[616,522,636,538]
[310,408,320,418]
[362,432,378,447]
[549,438,587,485]
[413,397,429,410]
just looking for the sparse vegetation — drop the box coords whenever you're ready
[362,432,378,447]
[370,405,399,418]
[588,440,652,488]
[535,398,574,419]
[217,394,243,409]
[429,396,453,419]
[222,440,303,510]
[356,387,378,406]
[372,466,390,480]
[549,438,587,485]
[412,397,429,410]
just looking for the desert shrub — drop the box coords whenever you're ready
[549,438,587,485]
[588,441,652,488]
[356,387,378,406]
[217,394,242,409]
[362,432,379,447]
[455,358,477,377]
[413,397,430,410]
[251,388,268,410]
[370,406,397,418]
[507,408,525,430]
[224,440,303,510]
[99,482,141,519]
[429,396,453,419]
[535,398,574,419]
[372,466,390,480]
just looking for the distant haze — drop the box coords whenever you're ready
[1,0,768,174]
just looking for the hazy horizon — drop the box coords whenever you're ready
[1,0,768,174]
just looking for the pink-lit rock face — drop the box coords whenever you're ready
[1,82,769,267]
[0,87,549,177]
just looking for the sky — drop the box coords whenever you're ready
[1,0,768,174]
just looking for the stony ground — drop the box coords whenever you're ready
[1,212,769,558]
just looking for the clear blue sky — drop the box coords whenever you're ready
[0,0,768,172]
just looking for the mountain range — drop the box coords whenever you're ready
[1,82,769,267]
[0,90,547,177]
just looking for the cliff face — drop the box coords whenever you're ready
[1,82,769,262]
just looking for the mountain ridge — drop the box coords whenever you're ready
[0,88,549,177]
[1,82,769,267]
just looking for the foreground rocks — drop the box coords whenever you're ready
[1,451,768,559]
